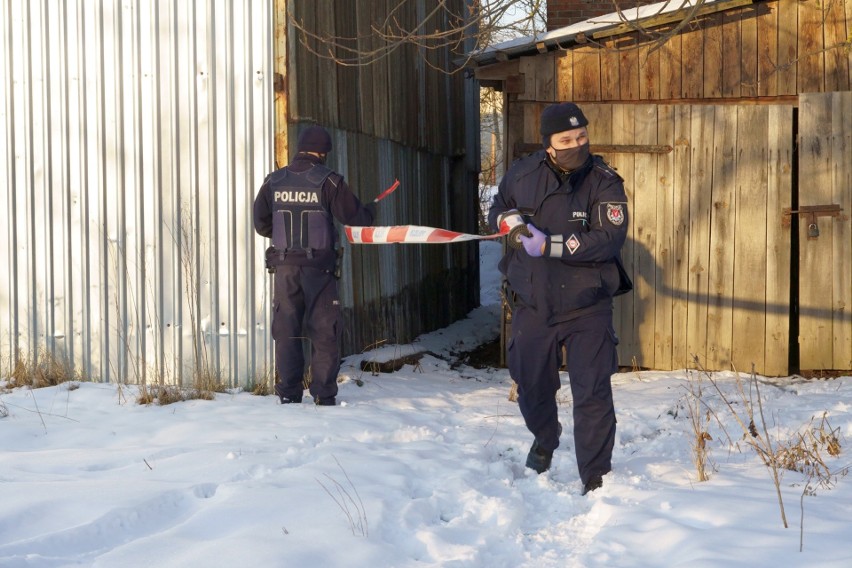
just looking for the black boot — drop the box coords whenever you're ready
[582,475,603,495]
[275,383,302,404]
[525,441,554,473]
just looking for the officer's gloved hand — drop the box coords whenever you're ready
[519,224,546,257]
[498,209,532,249]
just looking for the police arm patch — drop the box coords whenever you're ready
[565,234,581,255]
[606,203,625,226]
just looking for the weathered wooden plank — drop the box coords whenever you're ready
[721,9,743,98]
[573,47,602,102]
[400,2,418,147]
[475,59,520,81]
[846,0,852,91]
[731,105,769,372]
[582,103,610,136]
[372,0,390,139]
[610,104,637,363]
[423,15,441,152]
[639,43,661,100]
[824,0,851,92]
[703,14,724,98]
[619,37,640,101]
[686,106,715,367]
[763,105,793,376]
[756,0,779,97]
[654,105,676,369]
[659,33,682,100]
[514,142,673,155]
[335,1,359,131]
[293,2,318,121]
[591,0,754,41]
[600,40,620,101]
[316,0,338,124]
[523,102,542,149]
[830,91,852,369]
[671,105,693,369]
[536,54,556,101]
[797,0,824,94]
[740,4,759,97]
[355,4,375,136]
[776,0,798,95]
[518,56,538,101]
[633,105,658,367]
[555,51,574,101]
[798,93,834,369]
[706,105,736,370]
[505,95,525,162]
[680,20,704,98]
[274,0,288,167]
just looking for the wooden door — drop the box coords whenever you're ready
[586,103,795,376]
[797,92,852,372]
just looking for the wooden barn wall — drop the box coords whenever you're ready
[515,0,852,104]
[286,1,478,355]
[487,0,852,374]
[509,102,795,376]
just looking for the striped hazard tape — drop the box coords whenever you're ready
[345,225,505,244]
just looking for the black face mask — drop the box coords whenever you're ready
[552,143,590,172]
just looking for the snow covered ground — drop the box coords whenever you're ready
[1,241,850,567]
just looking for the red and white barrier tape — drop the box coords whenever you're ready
[345,225,504,244]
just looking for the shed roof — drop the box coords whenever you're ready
[467,0,752,66]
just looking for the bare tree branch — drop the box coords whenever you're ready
[289,0,546,72]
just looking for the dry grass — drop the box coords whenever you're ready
[684,370,715,482]
[690,357,791,527]
[136,367,225,405]
[249,365,274,396]
[7,349,81,389]
[774,412,844,484]
[688,357,850,535]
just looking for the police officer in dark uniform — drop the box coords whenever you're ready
[488,102,630,494]
[253,125,375,406]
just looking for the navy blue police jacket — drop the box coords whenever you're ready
[253,153,374,271]
[488,150,629,324]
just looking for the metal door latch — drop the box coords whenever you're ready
[781,204,843,239]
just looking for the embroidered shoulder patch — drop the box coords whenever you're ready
[606,203,625,226]
[565,234,581,255]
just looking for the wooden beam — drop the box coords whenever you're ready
[474,59,521,81]
[514,142,673,155]
[591,0,756,42]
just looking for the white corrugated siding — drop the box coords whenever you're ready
[0,0,273,386]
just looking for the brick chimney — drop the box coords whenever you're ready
[547,1,655,31]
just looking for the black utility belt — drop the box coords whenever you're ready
[264,247,335,273]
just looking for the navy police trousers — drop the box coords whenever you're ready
[272,265,341,402]
[508,306,618,485]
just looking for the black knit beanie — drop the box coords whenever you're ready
[540,102,589,147]
[297,125,332,153]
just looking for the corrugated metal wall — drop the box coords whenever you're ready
[288,1,481,356]
[0,0,273,385]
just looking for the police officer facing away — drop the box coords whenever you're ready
[253,126,375,406]
[488,103,630,494]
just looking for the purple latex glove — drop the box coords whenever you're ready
[519,224,546,257]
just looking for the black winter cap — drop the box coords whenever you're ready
[297,125,332,153]
[540,102,589,146]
